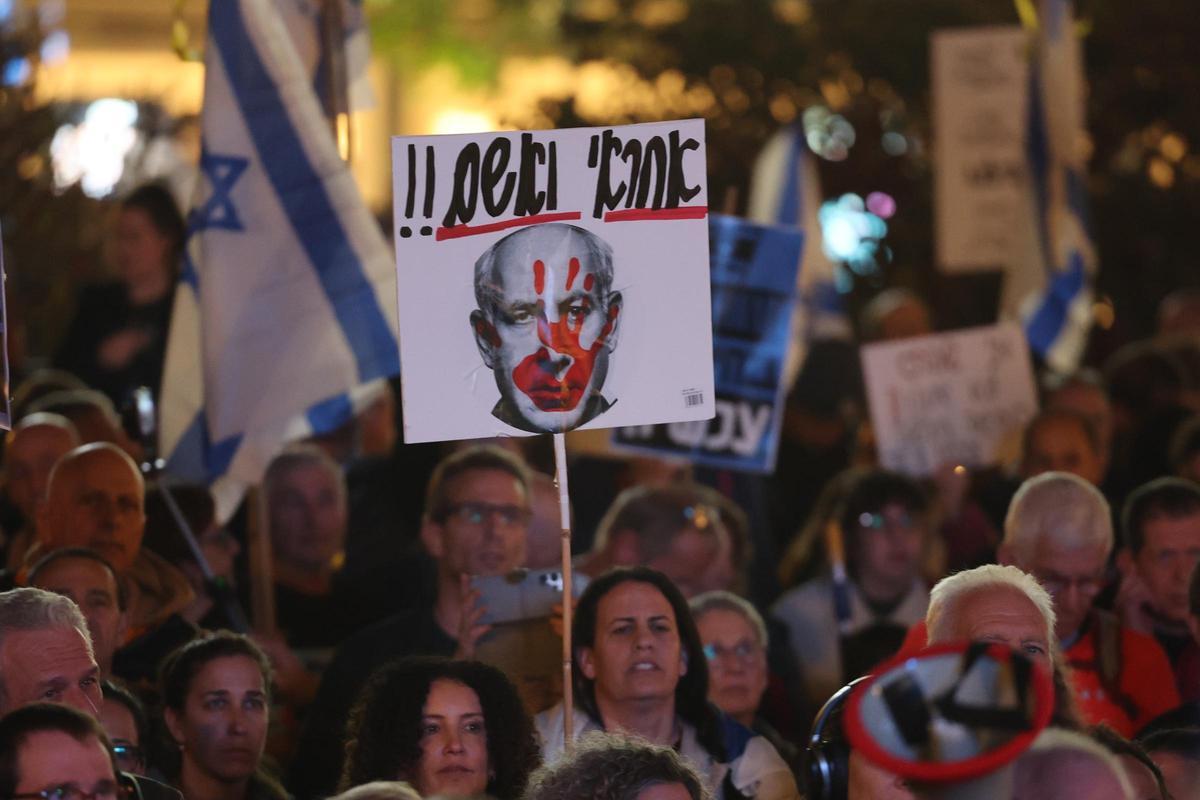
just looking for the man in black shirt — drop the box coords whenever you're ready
[286,444,532,798]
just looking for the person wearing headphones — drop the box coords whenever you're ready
[803,679,913,800]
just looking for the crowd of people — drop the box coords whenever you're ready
[1,185,1200,800]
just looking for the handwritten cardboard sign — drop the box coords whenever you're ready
[861,322,1037,476]
[391,120,715,443]
[613,214,802,472]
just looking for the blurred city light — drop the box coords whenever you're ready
[40,28,68,64]
[819,193,889,283]
[803,105,856,161]
[430,107,496,135]
[2,56,29,86]
[50,98,139,197]
[865,191,896,219]
[881,131,908,156]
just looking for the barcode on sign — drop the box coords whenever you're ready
[684,391,704,407]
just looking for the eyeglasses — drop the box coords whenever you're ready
[11,781,125,800]
[439,502,531,528]
[1036,572,1106,598]
[112,741,144,771]
[703,640,762,668]
[856,510,917,532]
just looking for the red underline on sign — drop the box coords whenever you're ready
[603,206,708,223]
[436,211,584,241]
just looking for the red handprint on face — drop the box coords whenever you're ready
[511,256,619,412]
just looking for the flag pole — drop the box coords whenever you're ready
[553,432,575,752]
[320,0,353,162]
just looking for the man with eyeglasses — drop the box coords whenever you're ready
[288,444,532,799]
[0,590,178,799]
[0,703,120,800]
[998,471,1179,736]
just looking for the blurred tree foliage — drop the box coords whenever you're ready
[368,0,1200,345]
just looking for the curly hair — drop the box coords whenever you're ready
[339,657,541,800]
[524,732,711,800]
[573,567,726,761]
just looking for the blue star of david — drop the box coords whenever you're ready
[189,150,249,234]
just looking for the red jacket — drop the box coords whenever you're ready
[896,613,1179,737]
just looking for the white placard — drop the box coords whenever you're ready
[932,26,1042,310]
[861,323,1038,476]
[391,120,715,444]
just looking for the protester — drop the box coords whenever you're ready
[1043,369,1115,478]
[689,591,798,775]
[99,679,149,776]
[578,484,737,598]
[328,782,421,800]
[773,469,930,708]
[1012,727,1134,799]
[54,183,184,406]
[264,444,372,647]
[28,548,127,679]
[926,564,1055,665]
[0,702,121,799]
[922,563,1089,729]
[0,413,79,572]
[0,586,101,715]
[159,631,287,800]
[524,731,711,800]
[1089,725,1169,800]
[801,680,913,800]
[1140,728,1200,800]
[25,389,142,461]
[338,656,540,798]
[1019,408,1107,486]
[858,288,933,342]
[34,443,193,635]
[1118,477,1200,667]
[538,566,799,800]
[998,472,1179,735]
[288,444,532,798]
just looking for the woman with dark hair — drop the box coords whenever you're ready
[55,182,185,404]
[537,567,798,800]
[339,656,540,799]
[771,468,932,710]
[159,632,288,800]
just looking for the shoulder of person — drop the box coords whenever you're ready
[771,575,834,616]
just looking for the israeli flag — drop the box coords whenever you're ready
[160,0,399,518]
[748,125,851,387]
[1021,0,1095,372]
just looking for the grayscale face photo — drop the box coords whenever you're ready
[470,223,622,434]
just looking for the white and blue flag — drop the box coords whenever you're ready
[1020,0,1095,372]
[747,125,850,387]
[160,0,399,518]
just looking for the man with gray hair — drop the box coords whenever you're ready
[926,563,1058,668]
[0,587,100,715]
[469,223,622,434]
[998,471,1179,736]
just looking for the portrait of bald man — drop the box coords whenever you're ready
[470,223,623,434]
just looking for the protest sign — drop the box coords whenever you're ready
[391,119,715,443]
[861,322,1037,476]
[612,214,802,472]
[931,26,1045,320]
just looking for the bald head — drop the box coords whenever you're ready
[36,444,145,573]
[4,415,80,519]
[1013,729,1132,800]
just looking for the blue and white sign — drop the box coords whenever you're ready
[613,214,803,472]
